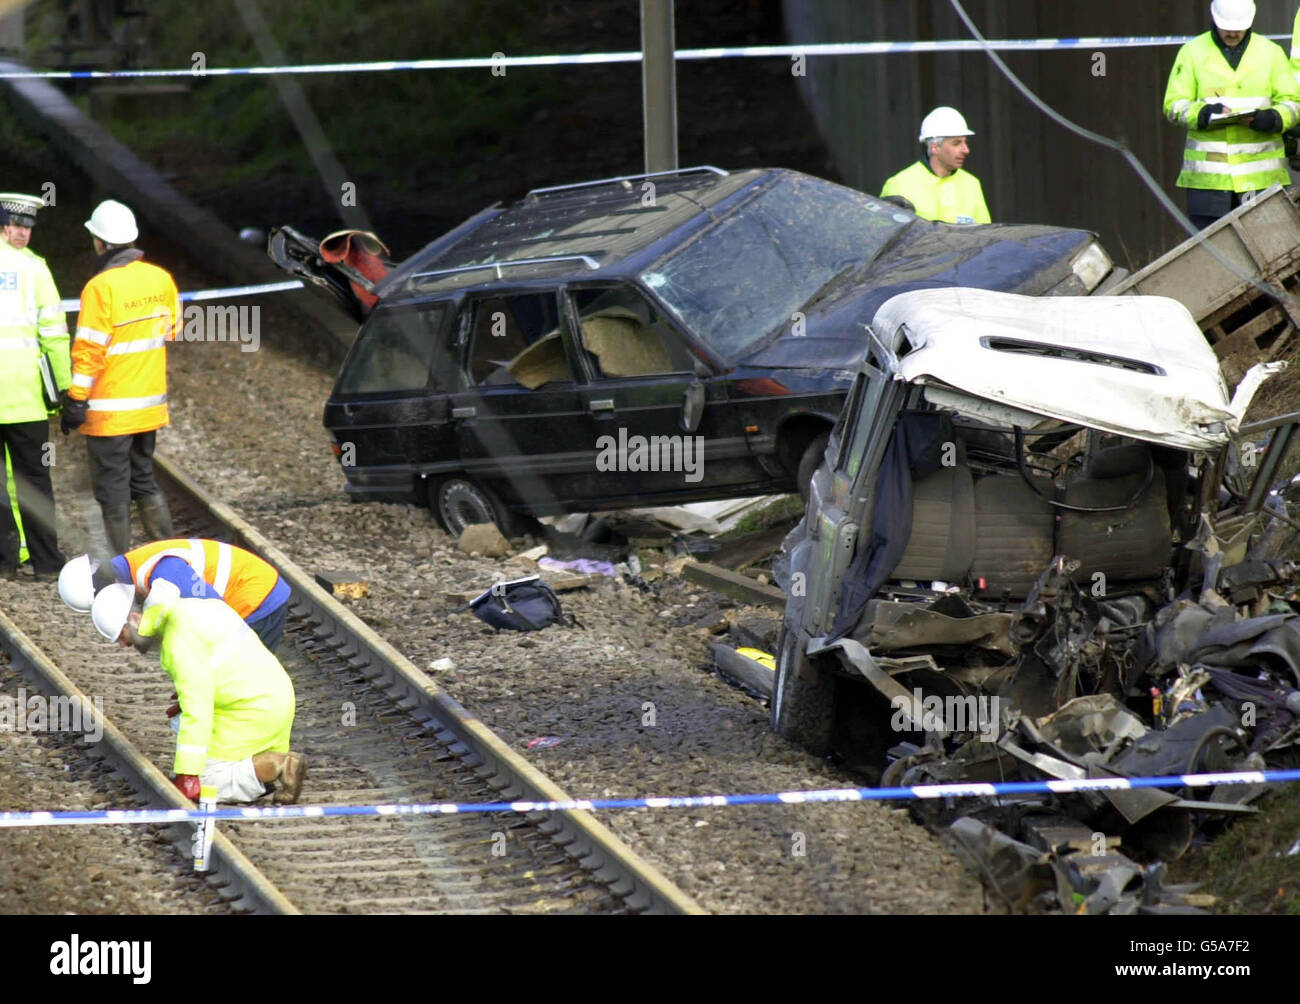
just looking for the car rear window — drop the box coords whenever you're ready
[641,174,912,359]
[336,303,449,395]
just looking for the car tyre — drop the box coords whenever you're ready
[432,477,525,539]
[770,626,835,756]
[796,432,830,504]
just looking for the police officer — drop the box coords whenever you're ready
[1164,0,1300,229]
[63,200,180,554]
[881,107,991,225]
[0,193,71,579]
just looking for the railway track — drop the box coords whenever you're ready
[0,451,704,915]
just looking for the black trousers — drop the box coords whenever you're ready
[84,431,159,506]
[1187,187,1248,231]
[0,420,63,572]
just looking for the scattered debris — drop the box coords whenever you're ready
[313,570,369,600]
[427,657,456,672]
[525,736,565,750]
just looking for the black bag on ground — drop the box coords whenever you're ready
[469,576,571,631]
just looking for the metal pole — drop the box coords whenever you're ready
[641,0,678,174]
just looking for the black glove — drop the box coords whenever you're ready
[1197,103,1228,129]
[1250,108,1284,134]
[59,392,87,435]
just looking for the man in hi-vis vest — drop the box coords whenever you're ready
[63,200,180,555]
[1164,0,1300,229]
[58,537,292,653]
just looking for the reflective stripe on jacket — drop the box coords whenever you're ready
[0,243,70,424]
[69,255,179,436]
[138,594,294,776]
[880,161,991,225]
[118,538,284,621]
[1163,31,1300,192]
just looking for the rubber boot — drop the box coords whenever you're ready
[136,493,173,541]
[100,503,133,556]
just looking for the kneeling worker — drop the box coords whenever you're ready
[58,537,291,652]
[881,106,991,224]
[91,579,305,804]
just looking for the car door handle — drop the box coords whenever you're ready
[588,399,615,412]
[452,406,476,419]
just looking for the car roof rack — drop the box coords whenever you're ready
[525,166,729,199]
[411,254,602,282]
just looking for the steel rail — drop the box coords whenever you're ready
[152,451,706,915]
[0,605,297,915]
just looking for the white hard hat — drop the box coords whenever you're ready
[58,554,99,613]
[91,582,136,641]
[143,578,181,610]
[1211,0,1255,31]
[84,200,138,245]
[919,106,974,142]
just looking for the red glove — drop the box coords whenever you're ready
[166,691,180,719]
[174,774,201,802]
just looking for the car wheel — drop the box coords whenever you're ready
[796,432,830,504]
[432,477,521,538]
[770,626,835,756]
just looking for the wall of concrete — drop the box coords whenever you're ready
[783,0,1299,268]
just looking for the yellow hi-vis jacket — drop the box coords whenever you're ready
[69,253,179,437]
[120,538,282,621]
[1163,31,1300,192]
[0,241,70,424]
[139,594,295,776]
[880,161,991,225]
[1292,8,1300,87]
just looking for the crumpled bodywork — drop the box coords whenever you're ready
[772,287,1300,913]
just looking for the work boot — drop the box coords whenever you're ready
[100,503,132,555]
[271,752,307,805]
[135,493,173,540]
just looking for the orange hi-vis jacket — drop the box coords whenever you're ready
[121,538,282,621]
[69,253,179,437]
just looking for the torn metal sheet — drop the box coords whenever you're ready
[1036,694,1147,760]
[853,598,1016,657]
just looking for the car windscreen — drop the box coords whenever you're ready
[640,174,913,359]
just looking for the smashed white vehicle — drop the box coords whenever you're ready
[772,286,1291,764]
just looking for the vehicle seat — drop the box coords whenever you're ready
[969,472,1056,598]
[579,304,672,377]
[892,463,976,582]
[1059,446,1171,584]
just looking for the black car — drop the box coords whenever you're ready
[271,166,1120,536]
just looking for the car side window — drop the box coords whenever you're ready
[464,292,572,389]
[569,287,693,379]
[335,302,448,395]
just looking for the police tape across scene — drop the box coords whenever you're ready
[2,766,1298,828]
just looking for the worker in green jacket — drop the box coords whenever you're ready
[91,579,306,805]
[0,194,70,579]
[880,106,991,225]
[1287,3,1300,168]
[1163,0,1300,229]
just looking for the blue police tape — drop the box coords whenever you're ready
[1,35,1293,81]
[2,766,1298,828]
[56,279,303,315]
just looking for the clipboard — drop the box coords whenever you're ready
[1204,110,1257,129]
[37,354,59,410]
